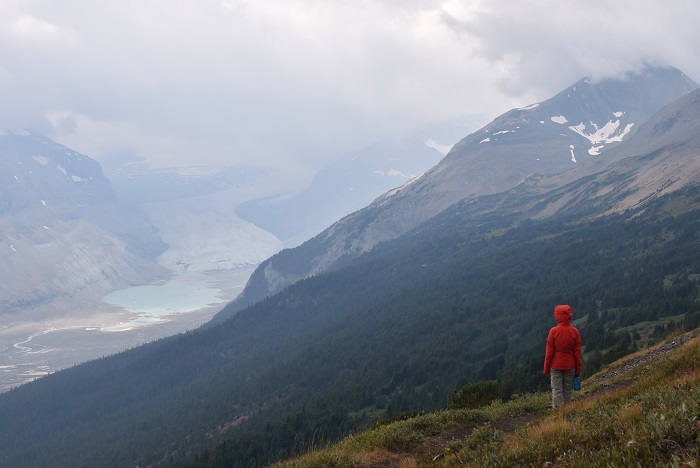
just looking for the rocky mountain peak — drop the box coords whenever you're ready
[0,132,114,214]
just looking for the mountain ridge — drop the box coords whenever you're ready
[234,136,445,246]
[471,87,700,221]
[217,65,699,318]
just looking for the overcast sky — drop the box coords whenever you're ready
[2,0,699,181]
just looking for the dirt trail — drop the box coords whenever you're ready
[590,328,700,383]
[362,328,700,467]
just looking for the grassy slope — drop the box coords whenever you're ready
[275,328,700,467]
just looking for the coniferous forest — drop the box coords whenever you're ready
[0,186,699,467]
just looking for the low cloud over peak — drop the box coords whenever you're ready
[0,0,698,180]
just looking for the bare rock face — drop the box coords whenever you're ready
[221,66,699,317]
[336,66,698,254]
[520,88,700,219]
[0,132,167,312]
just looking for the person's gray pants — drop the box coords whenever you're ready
[550,368,575,408]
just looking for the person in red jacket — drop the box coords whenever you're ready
[543,304,582,408]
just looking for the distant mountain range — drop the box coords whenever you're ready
[97,134,456,271]
[0,133,167,311]
[219,66,698,318]
[0,118,462,308]
[0,66,699,468]
[234,132,455,246]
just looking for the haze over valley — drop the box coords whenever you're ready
[2,2,700,466]
[0,126,452,390]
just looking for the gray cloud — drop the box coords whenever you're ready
[449,1,700,95]
[1,0,698,182]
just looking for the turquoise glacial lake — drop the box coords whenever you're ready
[102,271,228,328]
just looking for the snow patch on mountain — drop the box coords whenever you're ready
[551,115,568,124]
[425,138,452,155]
[518,103,540,111]
[568,116,635,155]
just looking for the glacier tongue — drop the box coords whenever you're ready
[142,191,283,272]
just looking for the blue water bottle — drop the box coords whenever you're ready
[573,375,581,391]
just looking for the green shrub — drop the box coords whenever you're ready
[448,380,501,409]
[370,410,424,429]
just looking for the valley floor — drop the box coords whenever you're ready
[0,267,254,392]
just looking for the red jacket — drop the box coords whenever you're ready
[543,305,582,376]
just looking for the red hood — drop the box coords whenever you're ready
[554,304,573,324]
